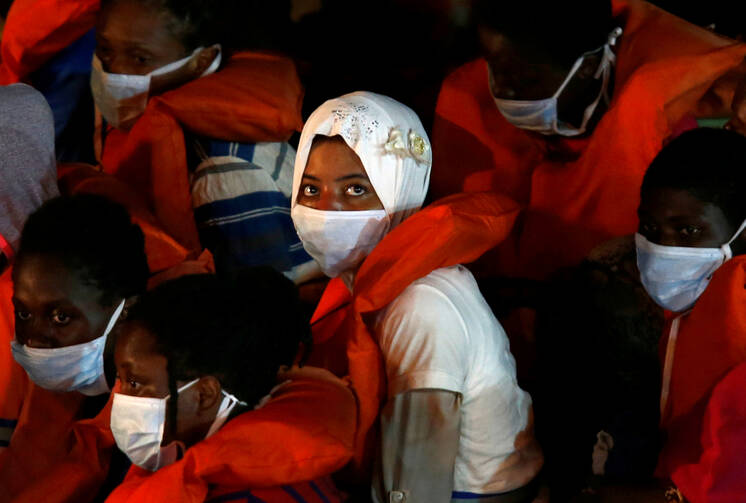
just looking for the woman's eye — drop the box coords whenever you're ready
[127,378,140,389]
[679,226,701,237]
[134,55,149,66]
[345,184,367,197]
[51,311,71,325]
[302,185,318,197]
[16,311,31,321]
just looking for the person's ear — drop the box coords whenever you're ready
[195,375,222,413]
[120,295,139,320]
[189,46,220,77]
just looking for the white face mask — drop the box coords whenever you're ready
[636,219,746,312]
[291,204,389,279]
[492,27,622,137]
[11,300,126,395]
[111,378,244,471]
[90,45,222,129]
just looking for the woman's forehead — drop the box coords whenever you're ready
[13,255,103,306]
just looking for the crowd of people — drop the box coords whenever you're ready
[1,1,746,502]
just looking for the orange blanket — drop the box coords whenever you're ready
[0,0,98,84]
[656,256,746,501]
[98,51,304,252]
[309,192,520,475]
[431,0,746,279]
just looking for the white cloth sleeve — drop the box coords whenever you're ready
[375,282,470,397]
[373,389,462,503]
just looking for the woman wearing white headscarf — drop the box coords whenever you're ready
[292,92,543,503]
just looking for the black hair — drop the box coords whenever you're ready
[124,269,311,432]
[16,194,149,306]
[100,0,291,52]
[474,0,614,66]
[641,128,746,229]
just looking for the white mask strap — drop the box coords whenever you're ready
[102,299,126,340]
[722,218,746,259]
[165,377,201,400]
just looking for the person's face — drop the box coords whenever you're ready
[481,28,569,101]
[482,27,604,129]
[114,322,219,446]
[12,255,118,349]
[95,0,216,96]
[296,136,384,211]
[637,187,736,248]
[96,0,189,75]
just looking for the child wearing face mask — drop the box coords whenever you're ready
[431,0,746,280]
[105,271,355,503]
[0,194,150,502]
[629,128,746,502]
[84,0,317,282]
[292,92,544,502]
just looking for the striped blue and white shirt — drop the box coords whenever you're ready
[189,138,318,282]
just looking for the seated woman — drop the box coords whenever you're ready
[0,194,149,501]
[291,92,544,502]
[106,270,356,502]
[90,0,316,281]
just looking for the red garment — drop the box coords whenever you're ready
[656,256,746,502]
[672,363,746,503]
[105,374,356,503]
[0,0,98,84]
[431,0,746,279]
[309,192,520,475]
[98,52,304,252]
[0,269,29,451]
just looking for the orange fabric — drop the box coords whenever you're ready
[99,52,304,252]
[0,0,98,84]
[670,362,746,503]
[105,375,355,503]
[58,163,206,275]
[309,192,521,475]
[431,0,746,279]
[0,269,29,442]
[0,384,113,502]
[656,256,746,496]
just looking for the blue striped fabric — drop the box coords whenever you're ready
[308,481,331,503]
[190,138,312,277]
[281,486,308,503]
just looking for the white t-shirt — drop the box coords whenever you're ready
[373,265,542,495]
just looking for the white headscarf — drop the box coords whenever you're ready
[292,91,432,230]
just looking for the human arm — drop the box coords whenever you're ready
[374,389,461,503]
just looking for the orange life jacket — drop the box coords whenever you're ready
[0,268,29,451]
[431,0,746,279]
[667,362,746,503]
[309,192,521,475]
[97,51,304,252]
[104,374,356,503]
[656,256,746,500]
[0,0,98,84]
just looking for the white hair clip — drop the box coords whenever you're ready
[384,128,431,165]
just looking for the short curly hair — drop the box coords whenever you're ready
[123,269,311,431]
[16,194,149,306]
[642,128,746,230]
